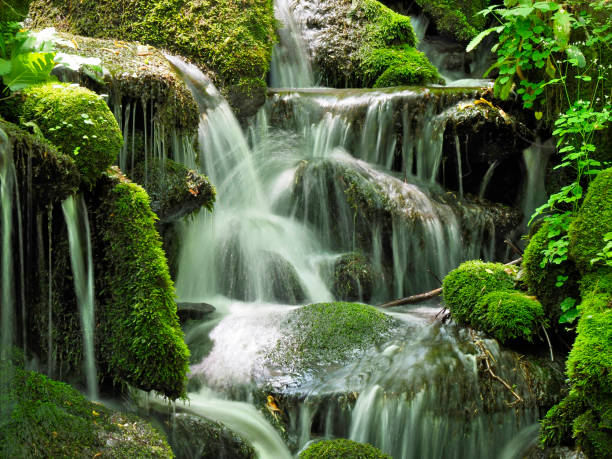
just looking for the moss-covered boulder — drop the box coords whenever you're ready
[474,291,545,344]
[131,158,215,223]
[28,0,276,119]
[442,260,517,327]
[91,170,189,399]
[300,438,391,459]
[20,83,122,185]
[287,0,440,88]
[523,222,580,323]
[0,363,173,458]
[268,302,397,372]
[412,0,487,43]
[0,0,32,21]
[569,167,612,273]
[332,252,374,302]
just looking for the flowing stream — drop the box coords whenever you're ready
[0,126,14,361]
[62,194,99,400]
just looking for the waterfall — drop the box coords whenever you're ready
[0,126,15,361]
[62,195,99,400]
[521,138,551,227]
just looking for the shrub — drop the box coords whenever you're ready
[21,83,122,185]
[300,438,391,459]
[442,260,516,326]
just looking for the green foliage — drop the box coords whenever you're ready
[415,0,488,43]
[20,82,122,185]
[362,46,440,87]
[300,438,391,459]
[0,362,173,457]
[271,302,397,371]
[0,0,32,22]
[442,260,517,326]
[569,167,612,272]
[474,291,545,343]
[0,23,55,92]
[522,222,580,323]
[94,178,189,399]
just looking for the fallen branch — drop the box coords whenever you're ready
[470,329,523,406]
[379,258,522,308]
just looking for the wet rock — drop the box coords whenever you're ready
[332,252,375,302]
[176,302,216,323]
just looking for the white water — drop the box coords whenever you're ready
[0,126,14,361]
[62,194,99,400]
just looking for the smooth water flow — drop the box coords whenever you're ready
[0,126,14,361]
[62,195,99,400]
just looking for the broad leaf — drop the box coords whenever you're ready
[466,26,504,53]
[2,52,55,91]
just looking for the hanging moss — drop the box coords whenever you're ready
[522,222,580,323]
[474,291,545,344]
[299,438,391,459]
[92,172,189,399]
[20,83,122,186]
[569,168,612,273]
[442,260,517,327]
[0,362,173,458]
[0,0,32,21]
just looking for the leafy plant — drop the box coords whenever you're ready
[590,232,612,267]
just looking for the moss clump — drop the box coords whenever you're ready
[361,0,417,47]
[271,302,397,371]
[0,363,173,458]
[361,46,440,88]
[442,260,516,327]
[522,222,580,322]
[300,438,391,459]
[28,0,276,118]
[332,252,374,302]
[20,83,122,185]
[0,0,32,21]
[569,167,612,273]
[540,390,586,448]
[414,0,488,43]
[92,173,189,399]
[474,291,545,343]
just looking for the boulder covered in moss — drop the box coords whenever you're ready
[332,252,374,302]
[442,260,517,326]
[20,83,122,185]
[28,0,275,119]
[131,158,215,223]
[411,0,487,43]
[268,302,398,372]
[522,222,580,323]
[300,438,391,459]
[569,167,612,273]
[289,0,440,88]
[474,291,545,344]
[91,170,189,399]
[0,363,173,458]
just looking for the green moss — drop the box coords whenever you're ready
[0,363,173,458]
[92,173,189,399]
[300,438,391,459]
[414,0,488,42]
[361,45,440,87]
[475,291,545,343]
[28,0,276,117]
[569,167,612,273]
[0,0,32,21]
[332,252,374,302]
[361,0,416,47]
[522,222,580,322]
[20,83,122,185]
[540,389,586,448]
[271,302,397,371]
[442,260,517,327]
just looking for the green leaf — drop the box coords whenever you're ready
[2,52,56,91]
[466,26,504,53]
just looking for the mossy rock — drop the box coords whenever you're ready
[522,222,580,323]
[474,291,545,344]
[300,438,391,459]
[363,45,441,88]
[28,0,276,119]
[131,158,215,223]
[442,260,517,327]
[332,252,374,302]
[0,119,80,205]
[0,0,32,21]
[20,83,122,185]
[569,167,612,273]
[91,170,189,399]
[413,0,488,43]
[0,363,173,458]
[540,389,586,449]
[269,302,398,372]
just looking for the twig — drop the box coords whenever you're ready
[541,324,554,362]
[427,268,443,286]
[470,329,524,406]
[504,239,523,256]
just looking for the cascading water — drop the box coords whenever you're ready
[62,194,99,400]
[0,126,14,361]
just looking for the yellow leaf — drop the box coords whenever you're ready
[535,111,543,120]
[92,410,100,417]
